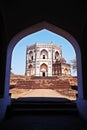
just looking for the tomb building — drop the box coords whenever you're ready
[25,42,71,76]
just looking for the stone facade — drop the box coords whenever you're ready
[25,42,71,76]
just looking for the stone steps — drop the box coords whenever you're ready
[6,98,78,117]
[15,77,70,89]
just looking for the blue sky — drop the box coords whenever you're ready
[11,29,77,76]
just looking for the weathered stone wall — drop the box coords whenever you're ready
[10,75,78,88]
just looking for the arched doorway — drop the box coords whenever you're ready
[5,21,83,104]
[40,63,48,76]
[28,64,33,76]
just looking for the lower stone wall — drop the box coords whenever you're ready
[10,75,78,99]
[10,75,77,89]
[15,80,70,89]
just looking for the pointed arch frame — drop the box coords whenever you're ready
[5,21,83,99]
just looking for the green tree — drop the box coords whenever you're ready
[70,58,77,73]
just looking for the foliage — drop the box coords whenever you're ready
[70,58,77,73]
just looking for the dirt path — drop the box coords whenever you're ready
[10,88,75,100]
[21,89,64,97]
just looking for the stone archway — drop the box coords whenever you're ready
[3,21,83,121]
[28,65,33,76]
[6,21,83,98]
[40,63,48,76]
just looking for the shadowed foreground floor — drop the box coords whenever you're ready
[0,97,87,130]
[0,114,87,130]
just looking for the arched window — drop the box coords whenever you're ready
[40,49,48,59]
[55,51,59,59]
[29,51,33,61]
